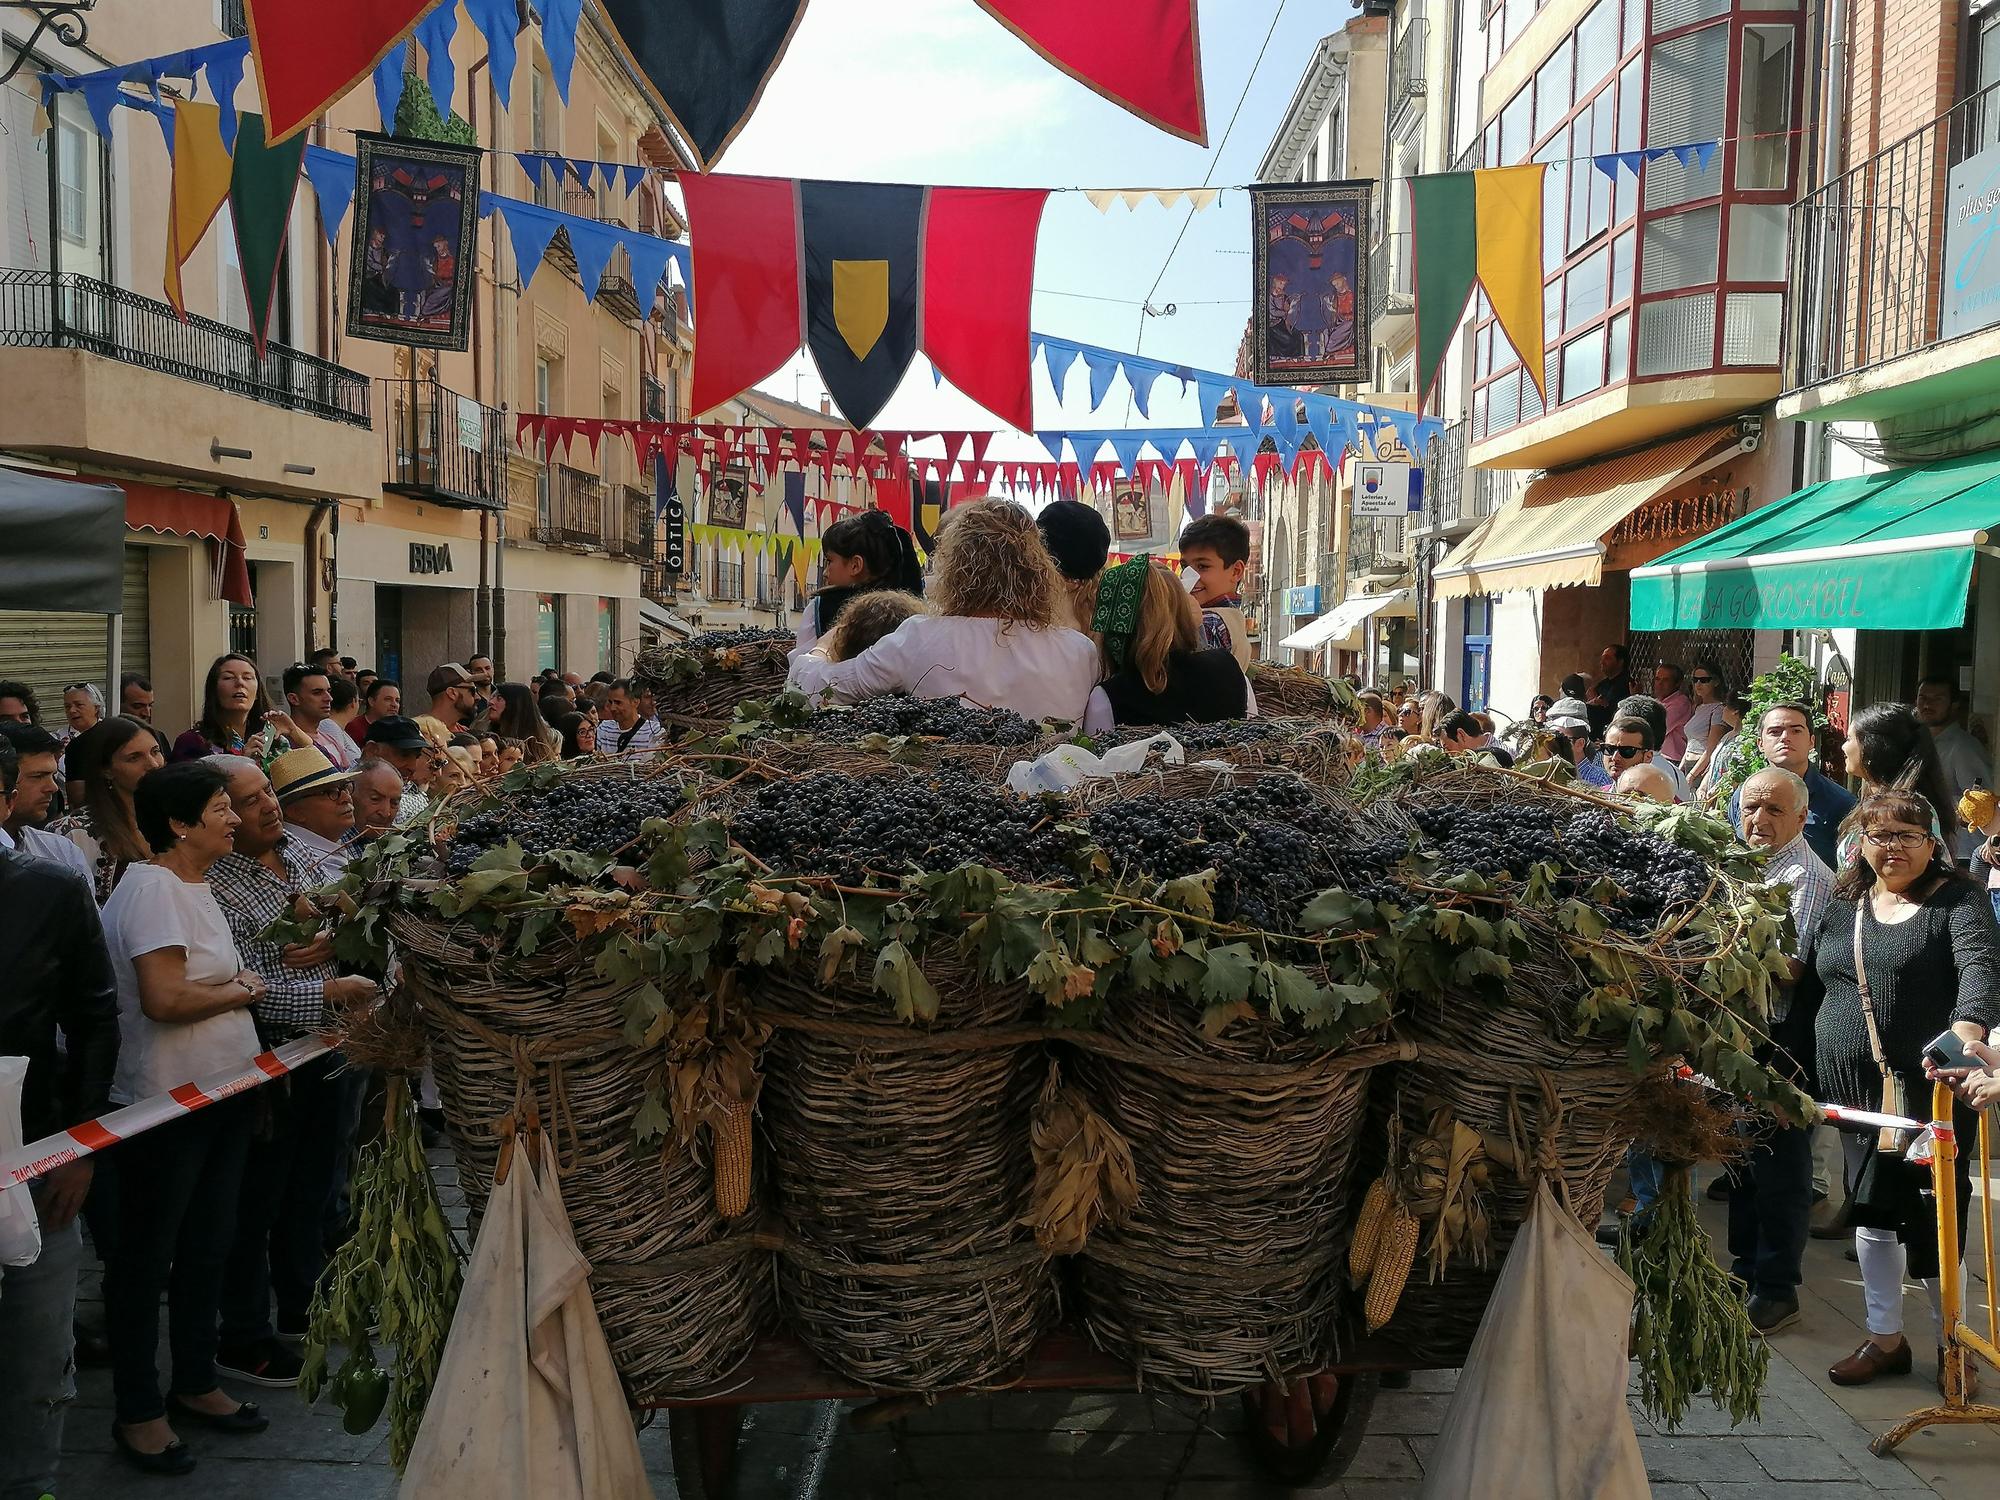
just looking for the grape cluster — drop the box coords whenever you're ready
[1086,776,1407,928]
[681,627,793,654]
[1408,802,1710,932]
[445,775,687,875]
[806,694,1040,746]
[730,770,1080,884]
[1095,720,1299,753]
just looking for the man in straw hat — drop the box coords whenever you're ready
[269,747,359,881]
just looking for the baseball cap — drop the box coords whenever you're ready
[1036,499,1111,582]
[364,715,432,752]
[426,663,473,696]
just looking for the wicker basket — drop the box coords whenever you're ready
[390,914,772,1399]
[1246,663,1355,722]
[1069,994,1395,1396]
[751,955,1059,1391]
[634,634,796,728]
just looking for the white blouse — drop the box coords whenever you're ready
[788,615,1102,724]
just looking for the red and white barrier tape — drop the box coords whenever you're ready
[1,1033,337,1188]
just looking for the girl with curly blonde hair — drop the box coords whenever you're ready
[789,497,1100,722]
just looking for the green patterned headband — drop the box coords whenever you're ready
[1091,553,1151,669]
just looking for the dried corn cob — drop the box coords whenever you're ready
[1349,1177,1392,1283]
[712,1097,754,1220]
[1365,1205,1420,1331]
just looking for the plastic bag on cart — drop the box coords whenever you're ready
[1006,733,1183,794]
[400,1132,647,1500]
[0,1056,42,1268]
[1419,1178,1649,1500]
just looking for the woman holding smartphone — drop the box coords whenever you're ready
[1802,791,2000,1391]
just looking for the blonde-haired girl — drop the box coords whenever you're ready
[789,497,1100,722]
[1080,557,1253,731]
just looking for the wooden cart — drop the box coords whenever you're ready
[655,1329,1427,1497]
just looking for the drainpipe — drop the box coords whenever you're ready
[1801,0,1849,494]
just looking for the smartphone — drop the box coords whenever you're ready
[1924,1030,1981,1072]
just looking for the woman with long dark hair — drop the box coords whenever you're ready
[492,681,559,763]
[792,507,924,655]
[169,655,304,763]
[50,717,165,902]
[1842,702,1960,858]
[1803,791,2000,1390]
[556,713,597,759]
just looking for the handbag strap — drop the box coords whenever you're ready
[1851,902,1893,1074]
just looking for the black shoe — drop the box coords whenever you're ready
[1706,1175,1732,1201]
[214,1336,303,1387]
[112,1422,196,1476]
[73,1321,113,1368]
[167,1393,270,1434]
[1745,1295,1801,1335]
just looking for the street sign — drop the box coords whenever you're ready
[1283,584,1322,616]
[1354,461,1411,517]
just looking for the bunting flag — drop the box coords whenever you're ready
[1081,187,1221,213]
[681,174,1048,430]
[245,0,435,143]
[973,0,1204,144]
[163,100,235,320]
[1409,166,1547,406]
[41,39,250,150]
[227,113,308,357]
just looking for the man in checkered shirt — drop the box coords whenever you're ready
[203,757,377,1387]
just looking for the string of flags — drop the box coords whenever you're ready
[40,38,249,150]
[515,154,654,200]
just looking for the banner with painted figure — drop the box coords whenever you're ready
[345,133,481,351]
[1249,181,1371,388]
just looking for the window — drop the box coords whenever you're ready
[535,358,553,525]
[1636,291,1717,374]
[1500,89,1533,163]
[1565,245,1611,328]
[1306,140,1320,181]
[1727,203,1788,279]
[530,68,559,209]
[1735,26,1795,190]
[597,598,614,671]
[1723,291,1784,364]
[1606,309,1631,380]
[1644,27,1729,209]
[1612,228,1636,300]
[1561,325,1608,400]
[1535,46,1573,142]
[1640,205,1721,291]
[1576,1,1620,90]
[57,119,87,244]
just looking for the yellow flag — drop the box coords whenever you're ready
[164,100,234,318]
[1473,165,1548,404]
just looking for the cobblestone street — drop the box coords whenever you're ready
[56,1176,2000,1499]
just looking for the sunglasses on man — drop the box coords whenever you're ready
[1602,744,1645,761]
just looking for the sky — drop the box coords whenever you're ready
[696,0,1349,452]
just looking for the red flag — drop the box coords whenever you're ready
[923,188,1049,430]
[246,0,433,144]
[680,173,801,418]
[972,0,1205,145]
[873,478,912,530]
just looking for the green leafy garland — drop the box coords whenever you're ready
[1712,653,1826,799]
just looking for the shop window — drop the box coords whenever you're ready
[1727,203,1788,280]
[1644,27,1729,209]
[1736,26,1795,190]
[1636,291,1717,374]
[597,597,614,670]
[230,565,259,659]
[1640,205,1721,292]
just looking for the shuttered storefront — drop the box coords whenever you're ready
[0,545,150,715]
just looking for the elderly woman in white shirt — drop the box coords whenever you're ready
[789,497,1101,724]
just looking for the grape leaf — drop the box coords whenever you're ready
[875,940,939,1023]
[1199,942,1259,1003]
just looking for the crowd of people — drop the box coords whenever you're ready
[5,499,2000,1493]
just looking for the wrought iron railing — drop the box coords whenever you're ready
[1368,231,1413,326]
[0,268,369,425]
[711,560,744,601]
[1786,78,2000,392]
[1347,515,1411,578]
[1391,18,1428,120]
[220,0,248,37]
[618,486,653,561]
[641,563,680,603]
[381,377,504,508]
[550,464,605,549]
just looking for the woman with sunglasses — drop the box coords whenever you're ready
[1679,661,1732,781]
[1802,791,2000,1390]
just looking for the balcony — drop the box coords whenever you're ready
[1781,80,2000,425]
[1368,230,1414,333]
[1347,516,1411,580]
[643,374,667,422]
[381,378,505,509]
[1390,18,1427,126]
[1415,419,1506,536]
[710,560,745,602]
[220,0,248,36]
[617,485,654,561]
[0,268,378,499]
[530,464,606,549]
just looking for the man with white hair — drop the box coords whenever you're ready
[1726,764,1834,1334]
[1615,762,1677,803]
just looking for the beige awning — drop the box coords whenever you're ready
[1433,425,1745,599]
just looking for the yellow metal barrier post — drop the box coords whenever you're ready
[1871,1083,2000,1456]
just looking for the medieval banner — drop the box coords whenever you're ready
[345,133,481,351]
[1249,181,1371,388]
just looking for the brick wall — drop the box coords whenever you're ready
[1844,0,1959,170]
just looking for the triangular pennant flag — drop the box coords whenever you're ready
[515,152,551,190]
[245,0,430,144]
[463,0,519,95]
[497,201,563,290]
[565,215,623,300]
[77,75,125,141]
[1643,146,1674,163]
[1036,431,1067,462]
[1302,396,1334,457]
[1123,360,1156,418]
[1195,374,1230,425]
[596,161,621,194]
[226,113,306,360]
[970,0,1206,145]
[623,164,645,197]
[1084,349,1120,410]
[1335,405,1360,456]
[1119,188,1150,210]
[1592,154,1622,183]
[1108,433,1146,475]
[202,48,246,153]
[1386,410,1421,458]
[1617,150,1644,176]
[564,157,593,188]
[1185,188,1219,210]
[1270,395,1299,446]
[1187,433,1222,470]
[622,230,674,309]
[163,100,234,320]
[1672,144,1698,170]
[541,0,584,102]
[373,41,408,132]
[1692,139,1718,172]
[965,431,995,466]
[416,1,458,119]
[1043,339,1081,396]
[1084,188,1120,212]
[303,145,358,245]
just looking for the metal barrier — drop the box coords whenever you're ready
[1871,1082,2000,1455]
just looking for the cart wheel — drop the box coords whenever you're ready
[667,1406,745,1500]
[1238,1372,1381,1489]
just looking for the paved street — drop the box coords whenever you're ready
[55,1165,2000,1500]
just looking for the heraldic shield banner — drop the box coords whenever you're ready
[346,133,482,351]
[1249,181,1372,389]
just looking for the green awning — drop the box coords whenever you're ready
[1629,451,2000,631]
